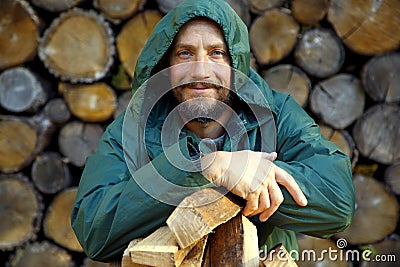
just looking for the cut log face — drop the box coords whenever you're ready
[31,152,71,194]
[0,118,37,173]
[362,52,400,103]
[58,121,104,167]
[155,0,185,13]
[117,10,162,77]
[384,162,400,195]
[94,0,145,22]
[310,74,365,129]
[114,90,132,119]
[206,215,259,267]
[31,0,83,12]
[247,0,285,14]
[335,174,399,245]
[262,64,311,107]
[0,174,43,251]
[43,187,83,252]
[319,124,356,161]
[291,0,329,25]
[0,0,39,70]
[353,104,400,165]
[60,82,117,122]
[328,0,400,55]
[7,241,73,267]
[0,67,48,113]
[44,98,71,125]
[295,28,345,78]
[39,8,115,83]
[166,188,243,249]
[250,9,299,65]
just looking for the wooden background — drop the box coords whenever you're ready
[0,0,399,266]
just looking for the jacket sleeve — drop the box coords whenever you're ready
[267,95,355,238]
[71,115,210,262]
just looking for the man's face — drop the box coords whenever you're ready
[169,18,232,122]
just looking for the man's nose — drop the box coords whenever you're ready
[190,55,211,79]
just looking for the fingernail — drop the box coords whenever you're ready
[301,196,308,206]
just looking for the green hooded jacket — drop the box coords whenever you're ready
[72,0,355,262]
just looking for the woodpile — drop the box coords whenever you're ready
[0,0,399,266]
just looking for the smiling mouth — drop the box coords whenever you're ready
[179,81,225,91]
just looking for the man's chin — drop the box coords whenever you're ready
[191,117,214,124]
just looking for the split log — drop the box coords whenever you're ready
[260,244,298,267]
[0,117,38,173]
[129,226,195,267]
[0,174,43,251]
[296,234,347,267]
[43,187,83,252]
[291,0,329,25]
[250,8,299,65]
[310,74,365,129]
[361,52,400,103]
[180,236,208,267]
[121,239,149,267]
[94,0,145,23]
[117,10,162,77]
[247,0,285,14]
[294,28,345,78]
[38,8,115,83]
[0,0,40,70]
[31,152,72,194]
[59,82,117,122]
[384,162,400,195]
[31,0,83,12]
[262,64,311,107]
[360,239,400,267]
[58,121,104,167]
[166,187,243,249]
[352,104,400,165]
[335,174,399,244]
[7,241,73,267]
[0,67,48,113]
[205,215,259,267]
[114,90,132,119]
[328,0,400,55]
[319,124,357,166]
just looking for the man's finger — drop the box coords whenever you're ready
[275,165,308,206]
[247,188,270,217]
[259,181,283,222]
[243,191,260,216]
[261,152,277,161]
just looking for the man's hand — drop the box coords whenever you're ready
[201,150,307,222]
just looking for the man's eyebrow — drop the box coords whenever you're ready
[173,42,228,50]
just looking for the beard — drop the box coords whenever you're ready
[172,82,232,124]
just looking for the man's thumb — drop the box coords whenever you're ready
[261,151,277,161]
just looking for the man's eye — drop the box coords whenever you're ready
[211,50,226,57]
[178,51,191,57]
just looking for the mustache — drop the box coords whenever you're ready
[174,81,227,90]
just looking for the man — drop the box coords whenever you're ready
[72,0,354,263]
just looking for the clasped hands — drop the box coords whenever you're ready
[201,150,307,222]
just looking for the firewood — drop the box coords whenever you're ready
[294,28,345,78]
[0,67,48,113]
[260,243,298,267]
[384,162,400,195]
[38,8,115,83]
[7,241,73,267]
[319,124,357,167]
[93,0,145,23]
[0,174,43,251]
[129,226,195,267]
[205,215,259,267]
[43,187,83,252]
[82,258,108,267]
[310,74,365,129]
[250,8,299,65]
[31,152,72,194]
[247,0,285,14]
[31,0,83,12]
[117,10,162,77]
[155,0,184,13]
[226,0,251,26]
[262,64,311,107]
[296,234,347,267]
[42,98,71,125]
[121,239,149,267]
[335,174,399,244]
[327,0,400,55]
[353,104,400,165]
[291,0,329,25]
[59,82,117,122]
[361,52,400,103]
[114,91,132,119]
[58,121,104,167]
[180,236,208,267]
[0,0,40,70]
[0,117,38,173]
[166,187,243,249]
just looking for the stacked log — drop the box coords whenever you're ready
[0,0,399,266]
